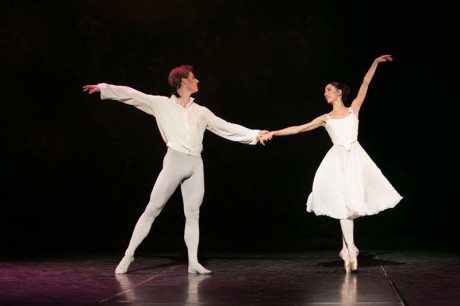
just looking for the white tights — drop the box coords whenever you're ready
[123,148,205,266]
[339,218,358,261]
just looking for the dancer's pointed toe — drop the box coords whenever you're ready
[115,256,134,274]
[344,261,351,273]
[339,250,351,273]
[340,248,359,273]
[348,247,359,273]
[350,258,358,272]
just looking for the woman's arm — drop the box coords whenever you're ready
[259,114,326,145]
[351,54,393,115]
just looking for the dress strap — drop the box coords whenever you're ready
[326,113,331,120]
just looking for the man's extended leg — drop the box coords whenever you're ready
[115,149,184,274]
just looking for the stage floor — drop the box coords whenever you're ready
[1,249,459,305]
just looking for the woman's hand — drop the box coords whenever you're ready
[258,132,274,146]
[375,54,393,63]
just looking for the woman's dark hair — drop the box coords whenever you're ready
[168,65,193,96]
[329,82,351,103]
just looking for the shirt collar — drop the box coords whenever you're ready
[171,95,195,108]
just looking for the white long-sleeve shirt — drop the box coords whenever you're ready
[99,83,260,156]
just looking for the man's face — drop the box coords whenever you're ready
[183,72,199,93]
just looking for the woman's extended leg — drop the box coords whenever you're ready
[340,218,359,272]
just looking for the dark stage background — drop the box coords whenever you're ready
[1,1,457,256]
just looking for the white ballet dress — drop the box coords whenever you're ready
[306,108,402,219]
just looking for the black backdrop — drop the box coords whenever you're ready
[1,0,457,255]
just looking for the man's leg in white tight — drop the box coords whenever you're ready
[115,150,184,274]
[181,157,210,274]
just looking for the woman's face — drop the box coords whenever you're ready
[324,84,341,104]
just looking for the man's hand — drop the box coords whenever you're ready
[82,84,100,94]
[258,131,274,146]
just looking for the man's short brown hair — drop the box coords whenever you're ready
[168,65,193,90]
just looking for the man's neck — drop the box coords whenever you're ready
[176,90,191,108]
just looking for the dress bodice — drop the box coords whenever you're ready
[307,108,402,220]
[325,108,358,151]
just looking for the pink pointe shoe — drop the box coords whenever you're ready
[339,247,359,273]
[339,250,351,273]
[348,247,359,273]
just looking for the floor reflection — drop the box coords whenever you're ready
[114,273,138,301]
[186,274,212,304]
[340,273,357,305]
[114,272,212,304]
